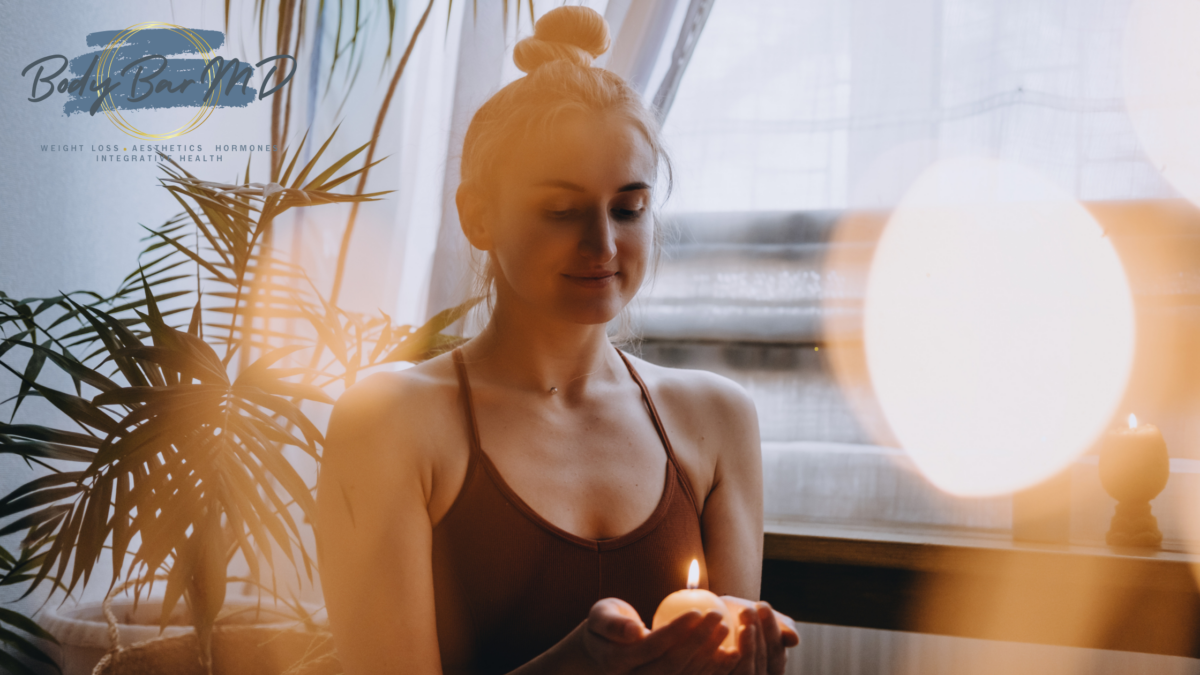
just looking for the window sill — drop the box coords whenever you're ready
[761,519,1200,657]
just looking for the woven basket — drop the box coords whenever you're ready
[94,625,340,675]
[45,578,342,675]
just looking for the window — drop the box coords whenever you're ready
[633,0,1200,544]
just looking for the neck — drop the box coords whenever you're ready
[463,300,625,397]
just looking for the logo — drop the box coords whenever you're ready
[21,22,296,140]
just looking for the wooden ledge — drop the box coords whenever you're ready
[761,520,1200,657]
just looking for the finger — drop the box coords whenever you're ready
[722,597,764,638]
[721,596,757,623]
[637,611,726,675]
[731,622,757,675]
[713,646,742,675]
[741,606,767,675]
[588,598,648,643]
[772,609,800,648]
[629,609,707,664]
[756,603,787,675]
[681,620,732,675]
[754,611,768,675]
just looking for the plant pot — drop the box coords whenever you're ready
[39,597,337,675]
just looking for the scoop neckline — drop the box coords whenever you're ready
[447,346,681,552]
[473,447,677,552]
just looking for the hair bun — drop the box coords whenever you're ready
[513,6,611,73]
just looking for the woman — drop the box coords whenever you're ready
[316,6,799,674]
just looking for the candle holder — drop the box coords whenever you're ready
[1097,415,1170,548]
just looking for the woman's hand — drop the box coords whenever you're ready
[720,597,799,675]
[578,598,740,675]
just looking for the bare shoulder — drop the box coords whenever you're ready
[324,351,463,473]
[619,351,760,463]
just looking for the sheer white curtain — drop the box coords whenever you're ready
[280,0,467,329]
[662,0,1176,214]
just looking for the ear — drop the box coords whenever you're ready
[456,182,493,251]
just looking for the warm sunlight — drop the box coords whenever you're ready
[864,157,1136,497]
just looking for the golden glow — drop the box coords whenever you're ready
[1123,0,1200,207]
[686,559,699,590]
[865,157,1136,497]
[1129,413,1138,429]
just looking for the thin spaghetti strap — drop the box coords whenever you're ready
[614,348,701,511]
[451,348,484,458]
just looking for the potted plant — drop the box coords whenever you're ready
[1,544,63,675]
[0,2,545,670]
[0,138,472,675]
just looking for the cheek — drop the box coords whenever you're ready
[490,217,565,282]
[617,227,653,288]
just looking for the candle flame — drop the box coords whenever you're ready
[687,559,699,590]
[1129,413,1138,429]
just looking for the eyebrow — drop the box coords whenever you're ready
[533,179,651,193]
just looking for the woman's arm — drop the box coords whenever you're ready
[699,379,764,600]
[686,373,799,674]
[672,372,764,600]
[317,373,443,674]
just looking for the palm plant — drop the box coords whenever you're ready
[0,2,536,670]
[0,136,473,674]
[244,0,535,302]
[0,545,61,675]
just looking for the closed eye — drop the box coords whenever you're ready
[612,208,646,222]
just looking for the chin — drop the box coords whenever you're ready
[564,308,623,326]
[556,298,626,326]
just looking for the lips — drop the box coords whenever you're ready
[562,271,618,288]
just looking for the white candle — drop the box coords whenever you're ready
[651,559,737,651]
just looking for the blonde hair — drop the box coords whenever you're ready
[458,5,673,342]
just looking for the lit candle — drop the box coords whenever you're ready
[652,559,737,651]
[1097,413,1170,547]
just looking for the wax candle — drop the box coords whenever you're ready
[1098,413,1169,547]
[652,559,737,650]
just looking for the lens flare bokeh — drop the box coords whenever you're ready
[863,157,1135,497]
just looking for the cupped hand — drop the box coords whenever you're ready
[580,597,741,675]
[719,597,799,675]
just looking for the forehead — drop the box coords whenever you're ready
[505,110,657,191]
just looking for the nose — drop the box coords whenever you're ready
[578,207,617,262]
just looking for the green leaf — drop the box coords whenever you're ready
[232,386,322,452]
[66,301,152,388]
[0,425,100,448]
[0,505,71,539]
[234,345,307,386]
[140,224,231,285]
[0,473,83,512]
[115,346,227,385]
[11,339,49,420]
[0,606,59,645]
[291,125,341,189]
[0,646,55,675]
[302,140,370,192]
[0,441,97,463]
[0,486,81,521]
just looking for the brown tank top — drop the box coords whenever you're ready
[432,348,710,674]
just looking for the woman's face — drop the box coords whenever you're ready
[473,110,657,326]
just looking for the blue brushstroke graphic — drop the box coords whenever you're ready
[62,28,257,115]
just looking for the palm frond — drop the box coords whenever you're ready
[0,545,61,675]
